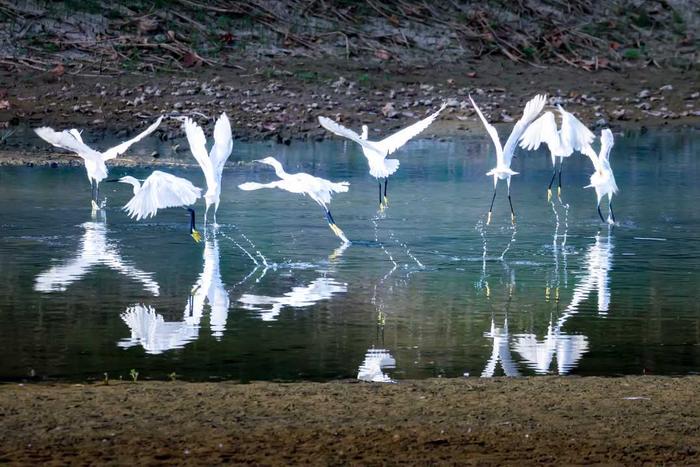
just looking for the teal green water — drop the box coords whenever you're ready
[1,130,699,381]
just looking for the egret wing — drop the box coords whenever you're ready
[183,117,218,191]
[318,116,383,153]
[209,113,233,174]
[519,111,559,151]
[502,94,547,166]
[375,102,447,155]
[124,170,201,220]
[469,96,504,165]
[238,181,283,191]
[102,116,163,161]
[599,128,614,163]
[34,127,101,159]
[559,107,595,153]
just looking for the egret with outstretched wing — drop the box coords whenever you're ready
[318,103,446,208]
[34,116,163,210]
[584,129,619,224]
[183,113,233,225]
[470,94,547,224]
[238,156,350,243]
[519,105,595,201]
[117,170,203,242]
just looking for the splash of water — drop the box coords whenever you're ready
[219,231,259,266]
[499,223,517,261]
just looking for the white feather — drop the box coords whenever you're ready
[122,170,202,221]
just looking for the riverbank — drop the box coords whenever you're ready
[0,59,698,168]
[1,376,699,464]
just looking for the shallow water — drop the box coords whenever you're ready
[1,130,699,381]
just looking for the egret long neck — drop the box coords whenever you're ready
[268,160,287,179]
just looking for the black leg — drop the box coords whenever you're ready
[188,208,197,232]
[384,178,388,197]
[326,209,336,224]
[378,181,382,206]
[547,168,556,191]
[609,200,616,223]
[487,186,497,224]
[597,204,605,223]
[91,180,97,203]
[558,158,563,196]
[508,193,516,224]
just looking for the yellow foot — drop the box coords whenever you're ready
[91,200,100,211]
[486,211,492,225]
[329,223,345,239]
[511,213,516,225]
[485,283,490,298]
[190,230,202,243]
[383,196,389,207]
[379,203,385,213]
[557,186,562,200]
[545,286,550,302]
[555,287,560,302]
[547,188,552,203]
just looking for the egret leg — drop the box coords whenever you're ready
[91,180,99,210]
[383,178,388,207]
[547,165,556,202]
[609,199,616,223]
[597,204,606,223]
[378,181,382,207]
[487,186,497,225]
[187,208,202,243]
[326,209,345,240]
[557,158,563,199]
[508,190,516,225]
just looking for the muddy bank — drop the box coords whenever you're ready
[1,377,699,464]
[0,58,698,167]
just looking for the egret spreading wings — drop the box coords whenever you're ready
[183,113,233,225]
[34,116,163,210]
[238,156,350,243]
[584,129,619,224]
[470,94,547,224]
[117,170,203,242]
[318,103,446,208]
[519,105,595,201]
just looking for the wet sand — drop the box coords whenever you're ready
[1,377,699,465]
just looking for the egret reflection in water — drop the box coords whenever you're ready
[513,231,613,374]
[357,348,396,383]
[238,276,347,322]
[118,234,230,353]
[34,217,160,296]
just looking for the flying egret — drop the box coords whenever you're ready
[34,116,163,210]
[318,103,446,208]
[519,105,595,201]
[116,170,203,242]
[182,113,233,226]
[238,156,350,243]
[584,129,619,224]
[470,94,547,224]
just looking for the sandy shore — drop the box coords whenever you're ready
[1,59,698,168]
[1,377,699,464]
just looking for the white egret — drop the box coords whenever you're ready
[584,129,619,224]
[182,113,233,226]
[117,170,203,242]
[318,103,446,208]
[470,94,547,224]
[238,156,350,243]
[34,116,163,210]
[519,105,595,201]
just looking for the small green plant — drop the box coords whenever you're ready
[358,73,370,86]
[622,48,641,60]
[129,368,139,383]
[521,46,536,60]
[103,372,109,385]
[169,372,178,382]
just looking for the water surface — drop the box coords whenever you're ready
[1,130,699,381]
